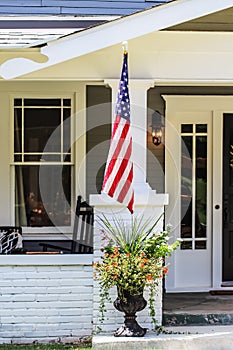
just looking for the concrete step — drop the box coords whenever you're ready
[163,313,233,326]
[163,292,233,326]
[92,326,233,350]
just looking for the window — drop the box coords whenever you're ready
[180,124,208,250]
[14,98,72,227]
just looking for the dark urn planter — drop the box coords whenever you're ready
[113,289,147,337]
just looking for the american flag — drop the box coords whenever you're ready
[102,52,134,213]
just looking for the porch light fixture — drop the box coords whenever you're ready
[151,110,163,146]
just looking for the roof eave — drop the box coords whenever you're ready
[1,0,233,79]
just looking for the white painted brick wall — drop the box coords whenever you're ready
[0,256,93,344]
[0,192,167,343]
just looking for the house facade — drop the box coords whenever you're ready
[0,0,233,342]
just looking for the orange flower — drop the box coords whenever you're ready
[113,274,118,278]
[143,258,148,263]
[93,262,98,267]
[147,274,153,281]
[104,253,109,257]
[106,266,110,271]
[114,247,119,254]
[93,273,97,279]
[113,262,118,267]
[126,253,130,257]
[163,267,168,275]
[141,252,146,257]
[140,263,145,268]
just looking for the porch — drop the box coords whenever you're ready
[163,292,233,326]
[93,292,233,350]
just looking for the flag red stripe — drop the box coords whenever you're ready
[102,119,130,190]
[117,164,133,203]
[108,140,132,197]
[127,193,134,214]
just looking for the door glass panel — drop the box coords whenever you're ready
[181,136,193,239]
[181,241,192,250]
[195,136,207,238]
[195,241,206,250]
[180,123,208,250]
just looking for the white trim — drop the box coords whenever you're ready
[1,0,233,79]
[212,110,223,289]
[11,93,75,234]
[0,15,119,21]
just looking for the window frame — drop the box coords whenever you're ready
[11,94,75,235]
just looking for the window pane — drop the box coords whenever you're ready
[14,109,22,153]
[14,99,22,106]
[181,136,193,240]
[24,108,61,153]
[181,241,192,250]
[63,99,71,106]
[24,155,62,162]
[181,124,193,133]
[15,165,71,227]
[195,136,207,238]
[195,241,206,249]
[14,155,22,162]
[24,99,61,106]
[196,124,207,133]
[63,108,71,152]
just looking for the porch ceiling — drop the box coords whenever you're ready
[167,6,233,32]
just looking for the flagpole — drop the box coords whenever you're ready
[122,41,128,54]
[121,41,133,220]
[102,41,134,214]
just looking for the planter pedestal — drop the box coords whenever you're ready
[113,290,147,337]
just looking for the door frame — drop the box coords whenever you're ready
[163,95,233,292]
[212,110,223,289]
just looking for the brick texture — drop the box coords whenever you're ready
[0,262,93,343]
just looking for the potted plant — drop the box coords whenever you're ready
[93,214,180,337]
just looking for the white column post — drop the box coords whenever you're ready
[90,79,169,334]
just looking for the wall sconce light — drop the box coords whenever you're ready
[151,110,163,146]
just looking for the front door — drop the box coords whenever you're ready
[164,96,233,291]
[164,98,212,292]
[223,114,233,281]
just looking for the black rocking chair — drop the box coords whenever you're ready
[39,196,94,254]
[0,226,23,254]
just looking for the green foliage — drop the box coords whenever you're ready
[94,214,180,331]
[0,345,91,350]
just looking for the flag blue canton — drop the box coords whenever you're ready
[115,52,130,122]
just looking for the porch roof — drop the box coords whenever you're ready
[0,0,233,80]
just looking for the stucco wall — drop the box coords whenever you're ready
[0,256,93,344]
